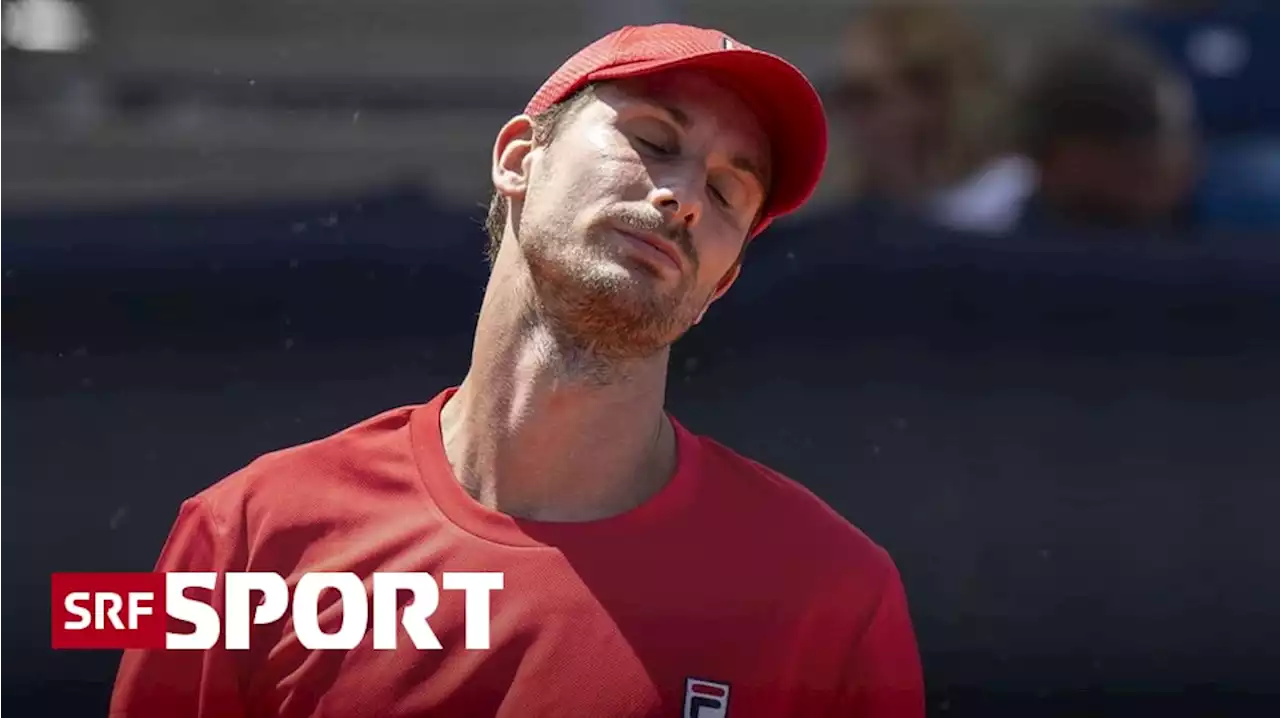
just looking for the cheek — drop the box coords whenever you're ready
[548,130,643,207]
[692,231,745,290]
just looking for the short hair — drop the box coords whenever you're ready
[1016,33,1189,162]
[484,85,597,263]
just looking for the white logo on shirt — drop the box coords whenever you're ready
[683,677,730,718]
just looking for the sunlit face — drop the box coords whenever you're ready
[502,70,771,360]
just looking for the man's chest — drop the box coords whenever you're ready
[240,561,839,718]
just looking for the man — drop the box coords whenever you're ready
[111,24,925,718]
[1014,31,1200,236]
[828,2,1032,236]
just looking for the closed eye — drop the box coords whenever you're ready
[708,183,731,208]
[635,136,675,156]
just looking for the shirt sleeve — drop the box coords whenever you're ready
[109,497,248,718]
[841,562,926,718]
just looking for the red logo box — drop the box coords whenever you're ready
[52,573,167,649]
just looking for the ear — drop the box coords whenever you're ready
[693,263,743,325]
[492,115,536,203]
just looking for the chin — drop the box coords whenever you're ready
[572,253,667,296]
[559,282,692,353]
[588,256,647,284]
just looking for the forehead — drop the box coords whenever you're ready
[592,72,771,166]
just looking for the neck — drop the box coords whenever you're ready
[438,249,677,522]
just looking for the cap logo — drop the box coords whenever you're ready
[721,35,739,50]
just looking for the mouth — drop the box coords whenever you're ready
[614,228,685,274]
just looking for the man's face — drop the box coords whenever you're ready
[1091,136,1197,224]
[1042,75,1199,228]
[1049,131,1198,228]
[836,34,949,200]
[509,71,771,360]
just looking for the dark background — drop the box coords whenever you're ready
[5,188,1280,717]
[5,1,1280,716]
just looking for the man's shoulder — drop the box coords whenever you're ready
[691,431,894,572]
[191,404,424,525]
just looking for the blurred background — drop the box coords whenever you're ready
[4,0,1280,716]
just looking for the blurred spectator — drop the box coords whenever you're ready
[1013,32,1201,237]
[829,2,1033,235]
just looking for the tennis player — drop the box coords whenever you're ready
[111,23,924,718]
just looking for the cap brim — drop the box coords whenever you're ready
[588,49,828,237]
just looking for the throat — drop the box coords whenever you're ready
[440,387,678,522]
[441,324,676,521]
[442,243,680,521]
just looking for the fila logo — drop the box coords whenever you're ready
[683,677,730,718]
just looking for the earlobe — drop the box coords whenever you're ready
[492,115,535,201]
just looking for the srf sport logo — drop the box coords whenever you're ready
[683,678,730,718]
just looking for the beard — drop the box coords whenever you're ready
[520,214,709,362]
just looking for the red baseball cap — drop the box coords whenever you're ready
[525,24,828,239]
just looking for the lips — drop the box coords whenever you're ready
[617,229,684,273]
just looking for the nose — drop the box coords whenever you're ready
[647,178,703,230]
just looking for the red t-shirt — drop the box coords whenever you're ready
[111,389,924,718]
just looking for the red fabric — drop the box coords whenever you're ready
[525,24,828,240]
[111,389,923,718]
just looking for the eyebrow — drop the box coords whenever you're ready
[653,102,770,196]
